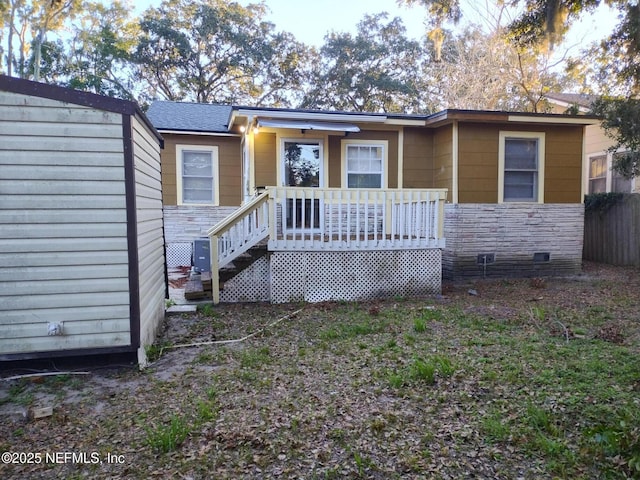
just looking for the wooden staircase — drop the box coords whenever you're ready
[184,243,268,301]
[218,242,268,289]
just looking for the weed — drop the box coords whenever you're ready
[410,358,436,384]
[387,371,406,389]
[413,317,427,333]
[352,449,375,476]
[195,399,218,424]
[433,355,455,377]
[526,404,558,436]
[194,350,215,365]
[328,428,347,445]
[481,415,510,443]
[1,381,33,406]
[589,417,640,476]
[145,341,170,363]
[197,303,216,317]
[419,307,443,322]
[165,298,176,308]
[369,417,386,435]
[205,386,217,401]
[319,320,385,341]
[145,415,190,453]
[239,346,271,369]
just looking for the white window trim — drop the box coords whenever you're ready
[498,131,545,204]
[341,139,389,189]
[587,153,607,194]
[176,144,219,206]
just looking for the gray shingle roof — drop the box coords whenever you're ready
[146,101,232,133]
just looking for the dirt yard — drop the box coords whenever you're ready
[1,262,639,479]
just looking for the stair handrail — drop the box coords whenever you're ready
[208,190,270,303]
[207,190,269,239]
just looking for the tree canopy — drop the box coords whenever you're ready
[133,0,310,105]
[301,14,424,113]
[0,0,632,133]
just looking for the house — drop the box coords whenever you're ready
[0,75,166,364]
[147,101,598,303]
[546,92,639,195]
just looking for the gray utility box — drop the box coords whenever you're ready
[193,238,211,273]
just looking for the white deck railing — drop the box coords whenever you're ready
[208,187,446,303]
[207,191,270,269]
[267,187,446,250]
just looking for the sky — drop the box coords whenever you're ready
[132,0,620,50]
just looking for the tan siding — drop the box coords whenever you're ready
[328,136,341,188]
[161,133,241,207]
[544,125,583,203]
[457,123,583,204]
[0,90,131,355]
[132,116,165,351]
[402,127,434,188]
[585,124,612,155]
[345,130,399,188]
[255,133,277,187]
[458,123,499,203]
[433,126,453,199]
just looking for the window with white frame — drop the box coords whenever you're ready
[499,132,545,203]
[343,141,387,188]
[176,145,219,205]
[588,154,607,194]
[611,152,632,193]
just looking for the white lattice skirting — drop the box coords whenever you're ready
[220,256,271,303]
[166,243,192,268]
[270,249,441,303]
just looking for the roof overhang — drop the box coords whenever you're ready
[256,118,360,132]
[425,109,600,128]
[507,114,600,125]
[228,107,388,131]
[156,129,241,137]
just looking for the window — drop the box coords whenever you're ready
[588,155,607,194]
[342,141,387,188]
[612,152,632,193]
[176,145,219,205]
[499,132,545,203]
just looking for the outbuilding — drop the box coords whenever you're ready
[0,75,165,364]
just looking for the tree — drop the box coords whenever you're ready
[424,25,570,112]
[60,1,138,99]
[508,1,640,179]
[396,0,462,61]
[301,13,424,113]
[2,0,83,79]
[31,0,82,81]
[133,0,310,105]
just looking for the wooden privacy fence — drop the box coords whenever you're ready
[583,193,640,266]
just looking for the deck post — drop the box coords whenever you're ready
[211,235,220,304]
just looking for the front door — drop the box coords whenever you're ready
[282,140,323,230]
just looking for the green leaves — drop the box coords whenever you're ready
[302,13,424,113]
[134,0,311,105]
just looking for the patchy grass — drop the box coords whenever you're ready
[1,262,639,479]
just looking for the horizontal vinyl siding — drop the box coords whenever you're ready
[0,90,131,356]
[132,116,166,348]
